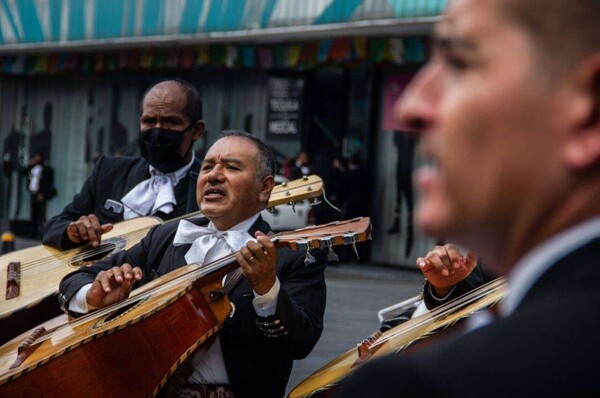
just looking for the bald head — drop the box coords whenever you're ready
[141,79,202,123]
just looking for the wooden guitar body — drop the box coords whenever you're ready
[288,278,506,398]
[0,264,234,397]
[0,174,324,323]
[0,217,370,397]
[0,216,162,321]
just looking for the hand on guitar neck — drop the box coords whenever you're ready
[86,263,143,309]
[417,244,478,298]
[67,214,114,247]
[235,231,277,296]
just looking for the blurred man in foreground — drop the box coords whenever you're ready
[339,0,600,396]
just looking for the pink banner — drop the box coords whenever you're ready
[382,73,414,131]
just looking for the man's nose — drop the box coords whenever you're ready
[207,165,225,181]
[395,64,438,134]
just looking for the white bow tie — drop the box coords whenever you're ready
[173,219,253,265]
[121,170,177,218]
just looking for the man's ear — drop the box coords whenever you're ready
[564,55,600,171]
[191,120,206,141]
[259,175,276,204]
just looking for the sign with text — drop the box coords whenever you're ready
[266,77,304,140]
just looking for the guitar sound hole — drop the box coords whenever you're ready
[105,301,139,323]
[92,297,147,329]
[70,237,127,267]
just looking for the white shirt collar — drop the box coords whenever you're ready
[500,215,600,316]
[148,151,195,184]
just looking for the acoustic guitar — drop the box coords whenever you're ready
[287,277,506,398]
[0,217,371,398]
[0,175,323,322]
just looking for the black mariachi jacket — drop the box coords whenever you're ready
[59,216,327,398]
[42,155,200,250]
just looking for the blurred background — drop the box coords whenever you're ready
[0,0,448,268]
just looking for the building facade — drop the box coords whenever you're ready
[0,0,446,266]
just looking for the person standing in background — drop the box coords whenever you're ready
[289,150,311,180]
[27,151,56,238]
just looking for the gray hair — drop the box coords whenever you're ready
[216,130,275,182]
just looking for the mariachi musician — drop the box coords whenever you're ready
[0,79,206,346]
[43,79,205,250]
[59,131,327,398]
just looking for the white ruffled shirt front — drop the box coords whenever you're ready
[173,218,252,266]
[121,154,194,220]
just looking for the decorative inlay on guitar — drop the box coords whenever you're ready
[0,217,371,398]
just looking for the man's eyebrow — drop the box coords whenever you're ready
[201,157,244,166]
[433,35,477,53]
[221,157,244,166]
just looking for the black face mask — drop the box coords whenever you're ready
[138,124,194,174]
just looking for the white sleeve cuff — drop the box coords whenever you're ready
[252,277,281,317]
[428,283,457,301]
[68,283,94,313]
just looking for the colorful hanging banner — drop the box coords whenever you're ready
[0,37,427,75]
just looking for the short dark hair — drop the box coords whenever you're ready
[140,78,203,122]
[217,130,275,181]
[501,0,600,74]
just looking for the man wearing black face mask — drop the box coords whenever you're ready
[43,79,206,250]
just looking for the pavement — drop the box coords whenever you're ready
[287,263,422,395]
[6,235,423,396]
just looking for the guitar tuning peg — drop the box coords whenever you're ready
[327,248,339,263]
[311,197,322,206]
[298,240,315,267]
[288,201,296,213]
[265,207,276,213]
[302,175,308,181]
[343,233,360,261]
[352,244,360,261]
[304,250,315,267]
[320,237,339,263]
[357,340,372,361]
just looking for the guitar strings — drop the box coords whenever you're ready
[287,279,506,396]
[24,220,364,346]
[15,229,152,271]
[23,230,291,344]
[369,278,506,350]
[8,180,321,273]
[26,252,241,346]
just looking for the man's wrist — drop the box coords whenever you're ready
[428,283,456,301]
[432,286,453,298]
